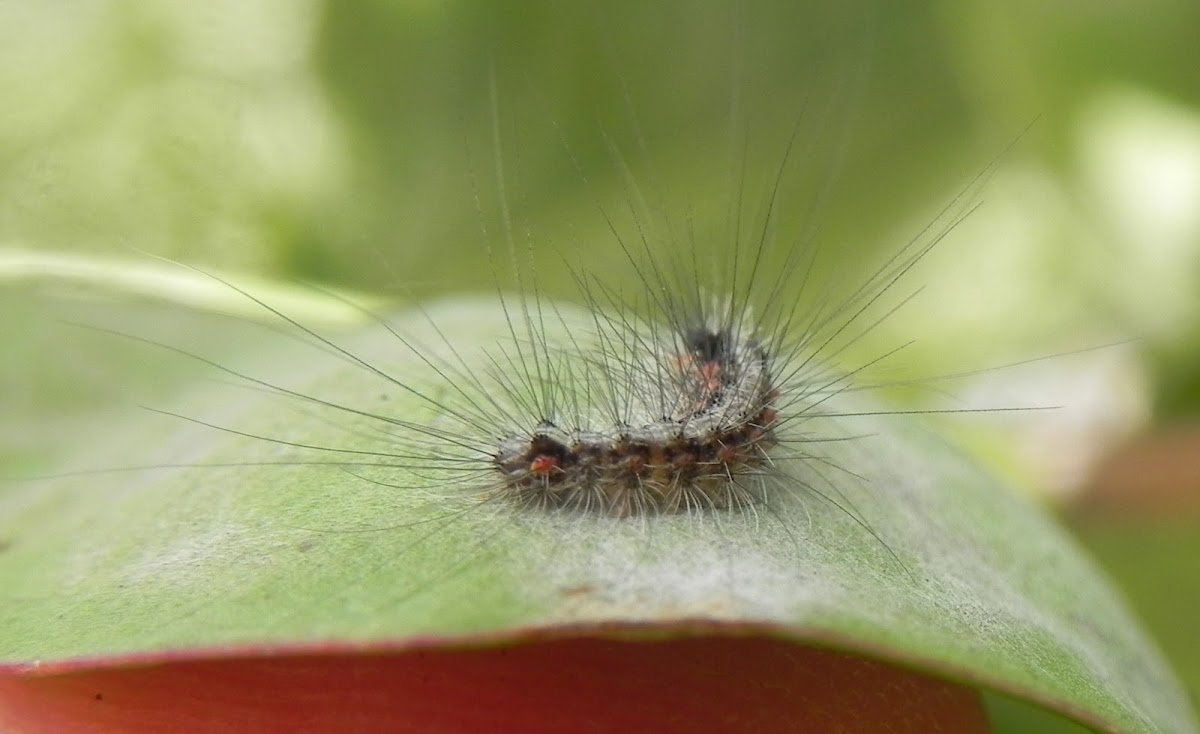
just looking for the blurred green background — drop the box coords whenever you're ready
[2,1,1198,731]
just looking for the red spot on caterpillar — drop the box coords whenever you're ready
[530,455,559,476]
[698,361,724,393]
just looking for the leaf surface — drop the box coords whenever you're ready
[0,287,1195,734]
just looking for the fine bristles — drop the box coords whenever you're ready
[12,51,1035,588]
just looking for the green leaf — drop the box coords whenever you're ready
[1,287,1195,734]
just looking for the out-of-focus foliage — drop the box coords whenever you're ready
[3,1,1198,405]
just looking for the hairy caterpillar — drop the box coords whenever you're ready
[7,11,1199,734]
[3,11,1093,620]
